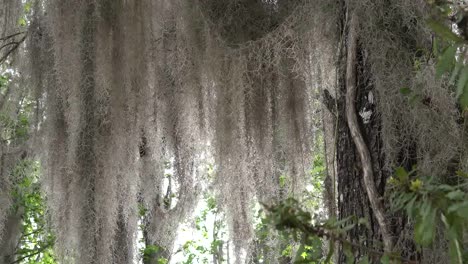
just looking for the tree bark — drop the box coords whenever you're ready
[335,4,393,263]
[0,208,23,264]
[344,14,392,253]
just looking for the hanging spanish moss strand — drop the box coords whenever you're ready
[144,1,206,257]
[40,0,332,261]
[43,0,145,262]
[41,0,205,262]
[200,1,331,257]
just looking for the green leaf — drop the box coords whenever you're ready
[410,179,423,192]
[406,196,418,217]
[438,184,455,191]
[157,258,168,264]
[414,205,436,246]
[395,167,408,183]
[428,19,466,44]
[446,225,464,264]
[446,190,465,201]
[456,170,468,178]
[18,17,26,27]
[448,201,468,218]
[459,88,468,110]
[433,36,440,57]
[24,1,32,13]
[282,245,293,257]
[436,45,457,78]
[279,175,287,188]
[450,62,463,84]
[399,87,411,96]
[456,66,468,98]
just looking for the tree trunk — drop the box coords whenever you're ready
[334,1,428,262]
[0,208,23,264]
[335,4,391,262]
[336,57,388,263]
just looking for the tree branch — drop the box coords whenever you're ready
[0,34,27,64]
[9,243,52,264]
[0,31,26,41]
[345,13,393,253]
[296,222,416,264]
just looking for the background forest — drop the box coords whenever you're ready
[0,0,468,263]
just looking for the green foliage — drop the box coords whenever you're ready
[157,258,169,264]
[399,87,411,96]
[435,45,457,78]
[18,0,33,27]
[428,5,468,110]
[279,174,287,188]
[389,167,468,264]
[253,151,329,263]
[140,244,169,264]
[428,20,466,44]
[294,237,322,263]
[394,11,468,263]
[138,203,148,217]
[173,193,226,264]
[263,198,326,263]
[266,198,312,234]
[310,154,326,180]
[0,63,54,263]
[302,153,326,213]
[0,68,34,144]
[11,160,56,263]
[0,108,31,143]
[281,244,293,257]
[265,196,426,264]
[456,65,468,98]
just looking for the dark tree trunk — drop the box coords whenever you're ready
[335,3,391,263]
[334,1,424,263]
[336,56,388,263]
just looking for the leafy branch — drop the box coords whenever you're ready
[389,168,468,264]
[263,198,417,264]
[10,242,53,264]
[427,2,468,111]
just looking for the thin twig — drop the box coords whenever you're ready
[0,41,20,51]
[0,34,27,64]
[9,243,52,264]
[298,222,417,264]
[0,31,26,41]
